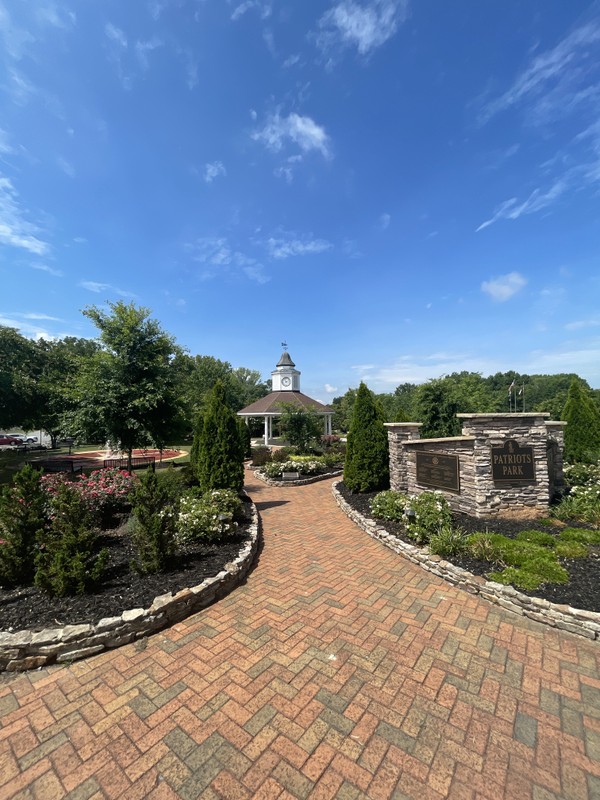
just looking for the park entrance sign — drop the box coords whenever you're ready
[386,414,566,518]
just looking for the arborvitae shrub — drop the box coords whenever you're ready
[35,483,108,597]
[0,465,47,587]
[562,379,600,463]
[237,417,252,459]
[343,382,390,493]
[131,467,178,574]
[195,381,244,492]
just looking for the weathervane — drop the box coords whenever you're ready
[281,341,288,350]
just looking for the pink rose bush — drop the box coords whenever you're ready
[41,468,138,522]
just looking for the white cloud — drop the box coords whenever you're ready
[476,178,568,232]
[379,212,390,229]
[79,280,135,298]
[30,262,63,277]
[565,318,600,331]
[203,161,226,183]
[135,38,163,71]
[324,383,337,393]
[253,112,331,158]
[265,234,332,259]
[185,236,269,283]
[57,156,75,177]
[231,1,272,21]
[12,311,63,321]
[105,23,127,49]
[0,175,49,255]
[0,128,14,155]
[317,0,409,58]
[480,20,600,125]
[481,271,527,302]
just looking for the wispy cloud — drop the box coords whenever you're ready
[265,234,332,259]
[324,383,337,393]
[204,161,226,183]
[0,174,49,255]
[79,280,135,298]
[253,112,331,158]
[9,311,64,322]
[57,156,75,177]
[480,20,600,125]
[379,212,391,229]
[184,236,270,283]
[565,318,600,331]
[317,0,409,58]
[230,1,272,22]
[135,37,163,71]
[30,262,63,277]
[476,178,568,231]
[481,271,527,302]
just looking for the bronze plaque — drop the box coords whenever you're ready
[491,439,536,484]
[416,451,460,493]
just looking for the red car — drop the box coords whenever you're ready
[0,436,23,447]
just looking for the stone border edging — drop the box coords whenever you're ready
[0,500,261,672]
[332,481,600,642]
[253,469,342,487]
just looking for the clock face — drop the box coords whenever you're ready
[282,376,291,387]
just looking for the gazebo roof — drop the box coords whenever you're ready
[238,391,332,415]
[276,351,296,368]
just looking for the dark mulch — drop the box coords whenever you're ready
[0,503,253,632]
[338,482,600,613]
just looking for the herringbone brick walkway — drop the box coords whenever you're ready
[1,473,600,799]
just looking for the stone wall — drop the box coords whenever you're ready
[386,413,566,518]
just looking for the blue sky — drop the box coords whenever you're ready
[1,1,600,403]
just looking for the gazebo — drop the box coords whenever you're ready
[237,349,334,446]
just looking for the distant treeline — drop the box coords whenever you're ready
[332,371,600,438]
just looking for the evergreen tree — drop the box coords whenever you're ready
[195,381,244,492]
[0,465,47,587]
[131,468,178,574]
[35,483,108,597]
[344,382,389,492]
[562,379,600,463]
[237,417,252,459]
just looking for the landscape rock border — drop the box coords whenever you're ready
[332,480,600,642]
[253,469,342,488]
[0,500,261,672]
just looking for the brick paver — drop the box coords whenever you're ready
[1,473,600,799]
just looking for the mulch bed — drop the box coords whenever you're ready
[0,502,252,633]
[337,482,600,613]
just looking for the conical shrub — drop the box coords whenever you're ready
[344,382,389,492]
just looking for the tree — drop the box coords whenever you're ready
[562,379,600,463]
[74,303,181,468]
[0,465,47,587]
[237,417,252,459]
[278,403,323,452]
[0,327,39,429]
[343,383,389,493]
[194,380,244,492]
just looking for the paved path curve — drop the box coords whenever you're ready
[1,474,600,800]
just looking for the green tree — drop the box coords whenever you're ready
[194,380,244,492]
[0,465,47,587]
[278,403,323,452]
[562,379,600,463]
[74,302,181,468]
[237,417,252,459]
[343,383,389,492]
[35,483,108,597]
[0,327,39,430]
[131,468,178,574]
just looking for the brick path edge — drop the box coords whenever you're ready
[332,480,600,642]
[0,499,261,673]
[253,468,343,487]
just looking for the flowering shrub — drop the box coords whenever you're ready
[371,490,409,522]
[176,489,243,543]
[261,458,327,479]
[41,468,138,523]
[405,491,453,544]
[554,462,600,526]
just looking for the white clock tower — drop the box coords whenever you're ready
[271,349,301,392]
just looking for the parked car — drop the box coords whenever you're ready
[7,433,25,442]
[0,436,24,447]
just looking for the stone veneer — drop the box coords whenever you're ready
[0,501,260,673]
[333,482,600,642]
[386,414,567,518]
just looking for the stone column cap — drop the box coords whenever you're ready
[403,436,476,445]
[456,412,550,419]
[545,421,567,427]
[384,422,423,428]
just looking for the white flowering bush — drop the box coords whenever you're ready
[405,491,453,544]
[176,489,243,543]
[371,490,409,522]
[554,462,600,526]
[261,458,326,479]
